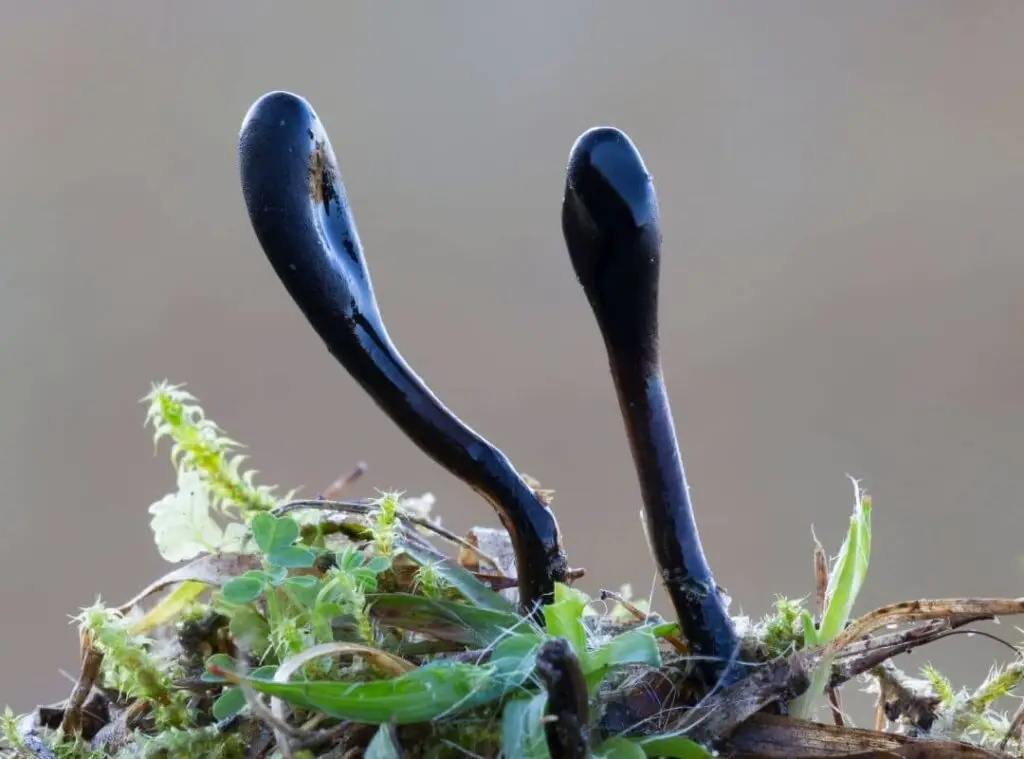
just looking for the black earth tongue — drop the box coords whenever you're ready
[238,91,568,615]
[561,126,741,685]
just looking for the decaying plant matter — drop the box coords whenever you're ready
[5,91,1024,759]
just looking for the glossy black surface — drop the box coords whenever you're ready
[535,638,590,759]
[561,127,740,683]
[238,91,567,611]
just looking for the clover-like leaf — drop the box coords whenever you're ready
[202,653,238,683]
[251,513,300,554]
[263,565,289,586]
[221,575,265,605]
[268,545,316,569]
[365,555,392,575]
[211,686,247,721]
[282,575,321,608]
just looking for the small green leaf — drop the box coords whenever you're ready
[365,555,392,575]
[268,545,316,569]
[283,575,319,590]
[585,628,661,691]
[490,632,543,678]
[274,515,302,548]
[202,653,237,682]
[221,576,265,605]
[315,603,346,621]
[543,583,590,660]
[800,610,818,647]
[593,737,646,759]
[228,606,271,657]
[631,734,715,758]
[336,547,363,571]
[212,686,247,721]
[264,565,289,586]
[649,621,681,638]
[251,665,278,679]
[500,694,550,759]
[250,513,276,553]
[252,513,300,554]
[355,572,380,592]
[280,574,321,608]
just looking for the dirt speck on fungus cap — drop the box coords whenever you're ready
[307,139,337,213]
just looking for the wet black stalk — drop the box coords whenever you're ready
[238,91,568,613]
[560,126,741,684]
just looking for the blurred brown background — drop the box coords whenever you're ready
[2,1,1023,725]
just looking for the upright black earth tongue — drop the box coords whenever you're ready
[561,126,741,685]
[238,90,567,613]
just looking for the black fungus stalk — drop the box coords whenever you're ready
[238,91,568,612]
[560,126,740,684]
[535,639,590,759]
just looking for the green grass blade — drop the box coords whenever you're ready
[593,737,647,758]
[631,734,715,758]
[367,593,535,647]
[791,480,872,720]
[239,659,518,725]
[500,694,550,759]
[585,627,662,692]
[395,540,516,613]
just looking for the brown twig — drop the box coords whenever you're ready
[827,687,845,728]
[673,652,813,743]
[59,645,104,735]
[596,597,1022,748]
[831,617,995,687]
[825,598,1024,657]
[872,660,942,734]
[599,588,688,655]
[726,712,1007,758]
[321,461,368,499]
[999,701,1024,751]
[812,534,828,623]
[274,498,507,575]
[812,534,844,726]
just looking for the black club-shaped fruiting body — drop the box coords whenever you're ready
[238,91,568,613]
[561,126,740,684]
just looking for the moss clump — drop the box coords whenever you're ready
[3,383,1024,758]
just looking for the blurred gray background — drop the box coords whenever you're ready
[2,1,1023,725]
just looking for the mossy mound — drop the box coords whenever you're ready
[3,384,1023,759]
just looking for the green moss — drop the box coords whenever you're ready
[4,383,1022,758]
